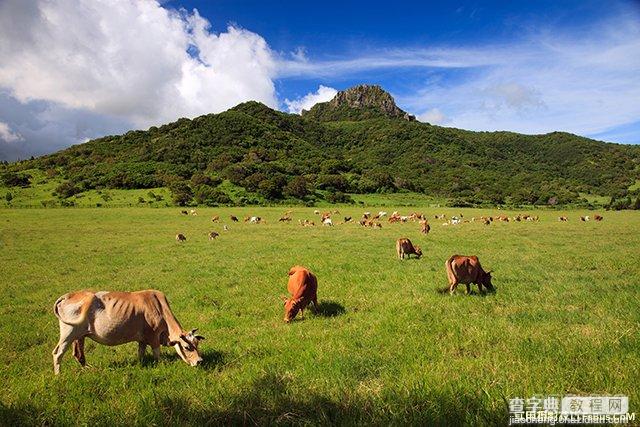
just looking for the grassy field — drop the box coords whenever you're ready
[0,206,638,425]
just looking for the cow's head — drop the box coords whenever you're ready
[170,329,205,366]
[282,296,301,323]
[481,271,495,292]
[414,245,423,259]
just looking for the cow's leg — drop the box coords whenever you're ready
[152,346,160,362]
[311,297,318,314]
[138,342,147,363]
[72,337,86,366]
[465,284,471,295]
[52,323,79,375]
[449,282,458,295]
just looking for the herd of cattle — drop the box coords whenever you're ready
[52,208,602,374]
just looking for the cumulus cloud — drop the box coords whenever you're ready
[284,85,338,114]
[0,0,277,130]
[0,121,23,143]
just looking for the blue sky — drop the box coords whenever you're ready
[0,0,639,160]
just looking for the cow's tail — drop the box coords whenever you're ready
[440,256,458,293]
[53,294,92,326]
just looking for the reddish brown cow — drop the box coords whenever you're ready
[419,220,430,234]
[594,214,603,221]
[445,255,494,295]
[282,266,318,323]
[396,238,422,259]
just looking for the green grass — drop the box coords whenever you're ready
[0,206,638,425]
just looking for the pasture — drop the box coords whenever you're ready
[0,206,638,425]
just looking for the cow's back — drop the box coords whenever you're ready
[287,267,317,299]
[449,255,483,283]
[90,291,166,346]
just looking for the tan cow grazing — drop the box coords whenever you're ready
[594,214,603,221]
[419,220,430,234]
[208,231,219,240]
[211,215,220,223]
[176,233,186,242]
[396,238,422,259]
[559,216,568,222]
[445,255,494,295]
[52,290,204,374]
[282,266,318,323]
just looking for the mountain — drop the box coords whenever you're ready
[302,84,416,122]
[2,85,639,207]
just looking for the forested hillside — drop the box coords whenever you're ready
[2,85,639,208]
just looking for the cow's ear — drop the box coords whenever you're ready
[195,335,205,341]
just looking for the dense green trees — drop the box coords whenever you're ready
[3,100,639,207]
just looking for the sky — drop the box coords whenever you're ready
[0,0,639,161]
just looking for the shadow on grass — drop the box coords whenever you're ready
[1,372,508,425]
[150,372,508,426]
[436,286,497,297]
[314,300,346,317]
[108,349,226,370]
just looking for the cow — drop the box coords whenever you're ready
[208,231,219,240]
[190,209,197,216]
[223,225,229,231]
[580,216,587,222]
[594,214,603,222]
[322,218,333,226]
[248,216,262,224]
[313,210,320,215]
[419,220,430,234]
[211,215,220,223]
[344,216,352,223]
[180,210,188,215]
[396,238,422,259]
[52,290,204,374]
[230,215,239,222]
[279,215,292,222]
[176,233,186,242]
[445,255,494,295]
[378,211,387,218]
[559,216,568,222]
[282,266,318,323]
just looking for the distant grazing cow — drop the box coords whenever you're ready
[176,233,186,242]
[594,214,603,222]
[279,215,292,222]
[211,215,220,223]
[580,216,587,222]
[559,216,568,222]
[378,211,387,218]
[450,216,461,225]
[181,210,188,215]
[396,238,422,259]
[344,216,352,223]
[230,215,239,222]
[223,225,229,231]
[208,231,219,240]
[248,216,262,224]
[322,218,333,226]
[445,255,494,295]
[52,290,204,374]
[483,218,491,225]
[282,266,318,323]
[314,210,320,215]
[420,220,430,234]
[190,209,197,216]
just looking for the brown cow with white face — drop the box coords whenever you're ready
[282,266,318,323]
[445,255,494,295]
[52,290,204,374]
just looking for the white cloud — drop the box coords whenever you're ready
[417,108,446,124]
[0,121,23,143]
[284,85,338,114]
[0,0,277,128]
